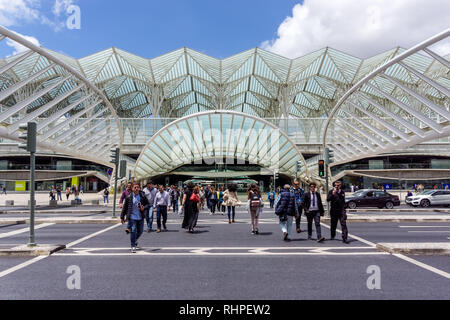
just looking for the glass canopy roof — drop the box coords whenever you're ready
[134,111,307,179]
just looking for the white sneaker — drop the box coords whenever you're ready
[131,247,136,253]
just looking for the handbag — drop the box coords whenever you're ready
[190,192,200,203]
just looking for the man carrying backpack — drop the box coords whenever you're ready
[275,184,298,241]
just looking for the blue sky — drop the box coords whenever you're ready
[1,0,448,59]
[1,0,301,59]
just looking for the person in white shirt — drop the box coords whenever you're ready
[153,185,170,233]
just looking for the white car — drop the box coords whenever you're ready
[405,190,450,207]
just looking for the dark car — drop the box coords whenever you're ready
[345,189,400,209]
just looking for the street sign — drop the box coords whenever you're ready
[107,168,113,176]
[383,184,392,190]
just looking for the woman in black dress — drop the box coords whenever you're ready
[181,182,199,233]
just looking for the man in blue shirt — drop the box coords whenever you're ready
[121,183,149,253]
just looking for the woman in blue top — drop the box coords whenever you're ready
[267,188,276,208]
[217,187,225,214]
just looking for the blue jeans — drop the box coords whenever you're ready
[145,206,154,230]
[227,206,235,220]
[171,200,178,213]
[279,215,294,239]
[269,199,274,208]
[130,219,144,247]
[104,195,108,203]
[57,192,62,201]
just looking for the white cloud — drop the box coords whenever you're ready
[52,0,73,17]
[0,0,40,26]
[6,32,40,56]
[262,0,450,59]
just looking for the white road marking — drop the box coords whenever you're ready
[392,254,450,280]
[320,221,450,280]
[320,222,377,247]
[0,223,54,239]
[0,223,121,279]
[54,246,386,256]
[407,231,450,233]
[54,252,388,256]
[65,223,120,248]
[0,256,48,279]
[399,226,450,228]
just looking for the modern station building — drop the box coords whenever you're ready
[0,25,449,192]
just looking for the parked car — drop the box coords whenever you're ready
[405,190,450,207]
[345,189,400,209]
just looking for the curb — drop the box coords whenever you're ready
[0,244,66,256]
[376,243,450,255]
[0,210,109,215]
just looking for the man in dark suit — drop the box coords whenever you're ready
[302,182,325,242]
[327,180,349,243]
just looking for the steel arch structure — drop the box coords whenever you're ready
[133,110,308,180]
[323,29,450,166]
[0,25,122,167]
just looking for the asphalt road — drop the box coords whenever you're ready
[0,208,449,300]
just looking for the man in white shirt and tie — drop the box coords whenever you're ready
[303,182,325,242]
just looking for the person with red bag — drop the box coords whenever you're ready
[182,182,199,233]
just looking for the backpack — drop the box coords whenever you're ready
[250,192,261,207]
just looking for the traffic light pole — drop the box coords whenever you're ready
[28,149,36,247]
[19,122,37,247]
[111,147,120,219]
[112,164,118,219]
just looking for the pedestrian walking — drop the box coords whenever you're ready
[327,181,349,243]
[267,188,276,208]
[103,187,109,204]
[217,187,225,214]
[223,184,239,223]
[143,180,158,232]
[65,187,70,200]
[120,183,149,253]
[170,186,180,213]
[79,185,84,195]
[303,182,325,242]
[56,185,62,201]
[181,182,199,233]
[199,186,206,210]
[275,184,298,241]
[208,186,217,215]
[120,182,132,209]
[248,184,262,234]
[292,180,304,233]
[1,186,6,195]
[50,186,56,201]
[153,185,170,233]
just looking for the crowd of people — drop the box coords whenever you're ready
[48,185,83,201]
[118,179,350,253]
